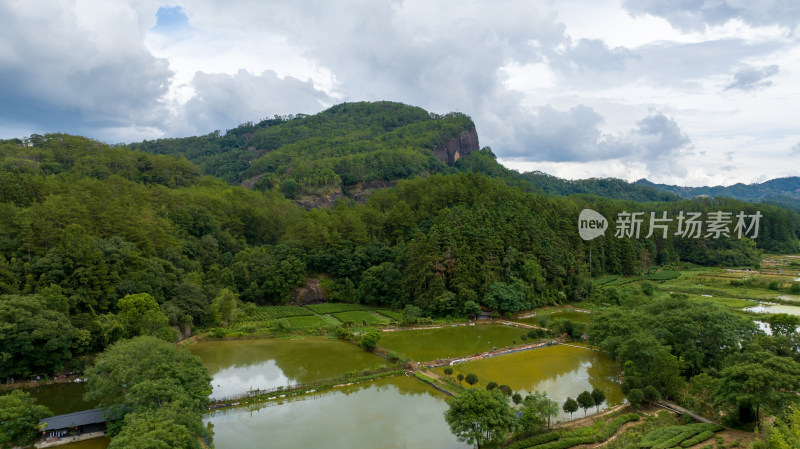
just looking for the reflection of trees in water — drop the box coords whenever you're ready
[192,339,382,383]
[217,376,440,416]
[585,358,624,404]
[380,325,522,360]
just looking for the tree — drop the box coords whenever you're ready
[0,294,86,378]
[457,373,464,384]
[444,388,516,448]
[0,390,51,449]
[715,349,800,422]
[402,304,423,325]
[359,329,381,352]
[465,373,479,386]
[591,388,606,413]
[116,293,174,341]
[485,382,498,391]
[577,390,595,416]
[109,406,202,449]
[512,393,522,405]
[84,336,211,412]
[499,385,512,396]
[209,288,239,326]
[463,300,481,319]
[563,397,578,419]
[763,406,800,449]
[627,389,644,409]
[521,391,560,431]
[444,367,453,376]
[643,385,661,404]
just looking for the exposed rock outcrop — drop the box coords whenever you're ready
[433,127,479,166]
[294,186,344,210]
[347,180,398,203]
[291,278,328,304]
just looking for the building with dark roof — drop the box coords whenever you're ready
[39,409,107,442]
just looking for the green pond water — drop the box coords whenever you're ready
[518,310,591,325]
[434,344,623,422]
[188,337,385,400]
[746,303,800,316]
[53,437,111,449]
[206,375,469,449]
[24,382,97,416]
[379,324,530,361]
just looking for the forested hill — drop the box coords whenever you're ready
[126,101,478,208]
[2,128,800,380]
[636,177,800,213]
[125,100,680,205]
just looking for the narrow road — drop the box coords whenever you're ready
[655,401,716,424]
[419,339,560,368]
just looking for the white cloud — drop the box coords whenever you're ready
[0,0,798,186]
[180,69,332,133]
[0,0,171,138]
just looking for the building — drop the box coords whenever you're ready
[39,409,107,442]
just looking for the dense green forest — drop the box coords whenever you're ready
[1,103,799,383]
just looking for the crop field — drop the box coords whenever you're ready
[332,311,392,325]
[224,303,400,334]
[638,422,723,449]
[234,305,314,322]
[287,315,337,329]
[305,303,369,314]
[376,309,403,321]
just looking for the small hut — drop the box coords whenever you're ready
[39,409,106,442]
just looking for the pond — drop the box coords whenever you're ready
[206,376,469,449]
[188,337,386,400]
[378,324,530,361]
[517,310,591,326]
[23,382,97,416]
[745,303,800,316]
[433,344,623,422]
[53,437,111,449]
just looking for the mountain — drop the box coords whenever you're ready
[126,101,479,208]
[636,177,800,213]
[127,101,679,206]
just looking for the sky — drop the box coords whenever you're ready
[1,0,798,187]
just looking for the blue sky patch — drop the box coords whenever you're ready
[152,6,189,33]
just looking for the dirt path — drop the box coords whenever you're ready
[419,339,561,368]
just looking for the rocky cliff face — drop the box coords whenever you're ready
[291,278,328,304]
[433,127,479,166]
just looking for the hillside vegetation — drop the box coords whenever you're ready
[0,103,799,382]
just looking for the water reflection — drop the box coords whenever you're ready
[189,338,385,400]
[379,325,530,361]
[433,344,623,421]
[206,376,469,449]
[746,303,800,316]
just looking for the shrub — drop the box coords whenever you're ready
[359,329,381,351]
[596,413,639,442]
[504,432,560,449]
[529,436,595,449]
[681,430,714,448]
